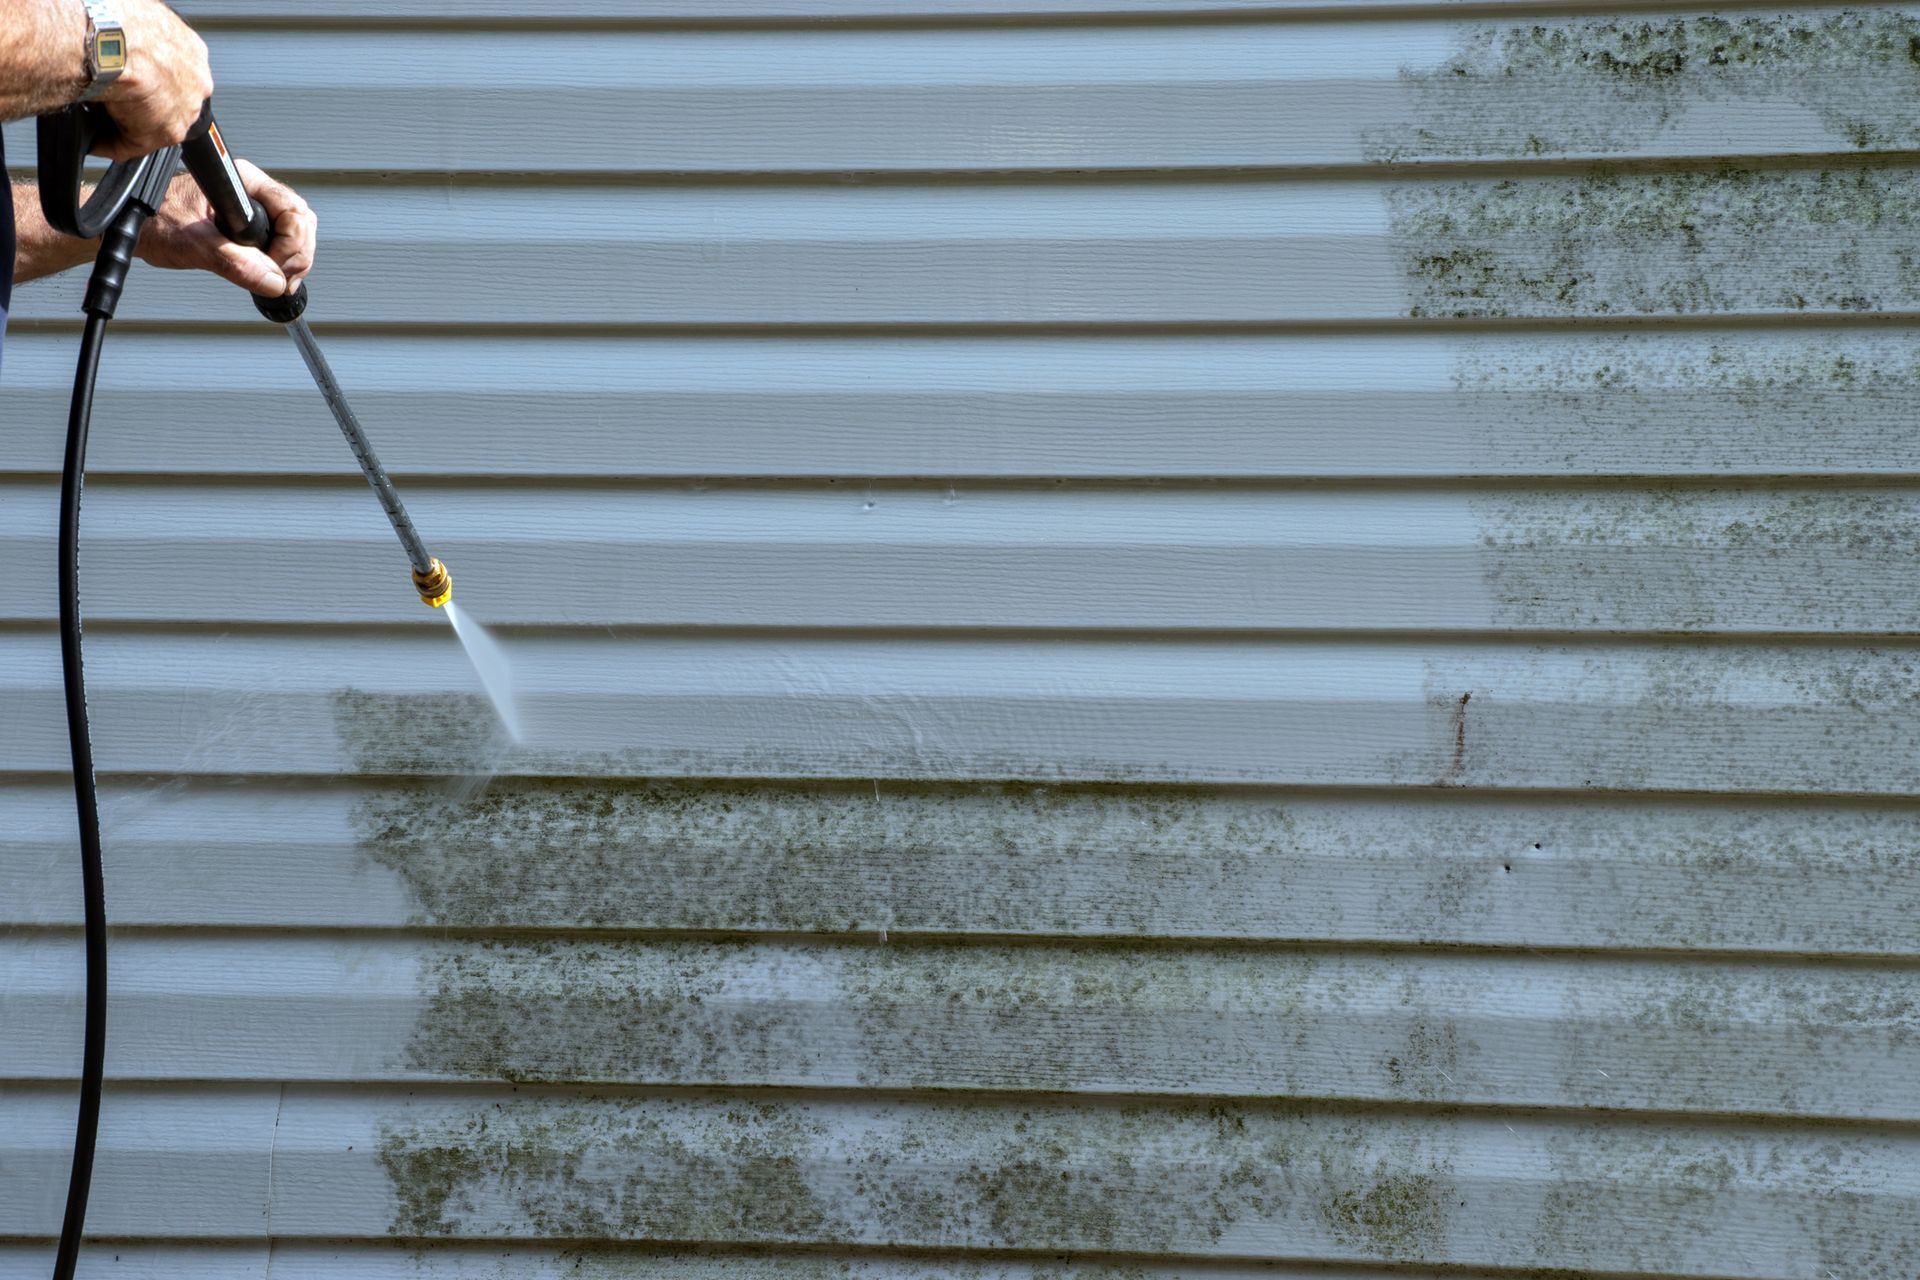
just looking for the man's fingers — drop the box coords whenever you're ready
[94,130,166,162]
[237,160,318,287]
[270,202,317,283]
[210,239,289,297]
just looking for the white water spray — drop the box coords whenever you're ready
[443,600,523,741]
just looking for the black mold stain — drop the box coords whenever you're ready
[1390,166,1920,319]
[1452,332,1920,476]
[1317,1157,1451,1260]
[1376,12,1920,162]
[473,1254,1175,1280]
[352,775,1282,935]
[1415,645,1920,794]
[1532,1121,1920,1277]
[373,1095,1466,1258]
[1552,963,1920,1118]
[374,1096,1919,1269]
[1473,488,1920,632]
[334,689,518,777]
[402,939,1338,1093]
[344,759,1920,953]
[379,1098,840,1243]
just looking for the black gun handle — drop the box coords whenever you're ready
[35,104,145,240]
[181,101,271,249]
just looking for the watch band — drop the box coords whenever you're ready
[79,0,127,103]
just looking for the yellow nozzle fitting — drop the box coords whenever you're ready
[412,558,453,609]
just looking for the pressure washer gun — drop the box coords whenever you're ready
[34,99,450,1280]
[38,100,454,607]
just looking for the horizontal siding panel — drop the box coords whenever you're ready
[7,481,1920,632]
[0,1244,1527,1280]
[15,167,1920,326]
[7,783,1916,955]
[8,633,1920,792]
[7,329,1919,480]
[0,1245,268,1280]
[1,1086,1915,1273]
[168,0,1771,17]
[17,13,1920,173]
[22,11,1920,172]
[6,935,1917,1118]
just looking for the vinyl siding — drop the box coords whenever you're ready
[4,5,1918,1278]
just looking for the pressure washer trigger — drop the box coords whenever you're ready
[35,103,151,239]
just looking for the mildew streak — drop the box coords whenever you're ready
[377,1096,1458,1261]
[1453,332,1920,476]
[1391,166,1920,319]
[399,937,1920,1119]
[372,1094,1920,1272]
[347,771,1920,953]
[1379,11,1920,162]
[1474,487,1920,631]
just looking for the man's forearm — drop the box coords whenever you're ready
[11,181,101,283]
[0,1,88,121]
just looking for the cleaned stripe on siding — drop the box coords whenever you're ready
[6,330,1917,481]
[14,168,1920,326]
[15,14,1920,172]
[8,633,1920,792]
[6,481,1920,632]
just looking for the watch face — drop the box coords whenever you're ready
[96,35,126,72]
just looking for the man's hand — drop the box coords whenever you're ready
[136,160,317,297]
[0,1,213,144]
[95,0,215,159]
[11,162,317,290]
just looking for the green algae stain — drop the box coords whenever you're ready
[1471,487,1920,632]
[1318,1160,1451,1260]
[378,1098,843,1243]
[334,689,514,777]
[1379,12,1920,162]
[378,1127,491,1237]
[1390,166,1920,319]
[374,1096,1314,1255]
[405,940,747,1085]
[510,1255,1160,1279]
[348,772,1290,936]
[1450,332,1920,476]
[400,937,1333,1095]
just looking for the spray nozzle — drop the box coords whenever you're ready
[412,558,453,609]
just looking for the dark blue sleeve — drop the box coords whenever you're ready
[0,131,13,364]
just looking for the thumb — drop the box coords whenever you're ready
[212,240,289,297]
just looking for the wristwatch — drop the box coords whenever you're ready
[78,0,128,102]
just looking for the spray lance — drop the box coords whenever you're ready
[35,99,450,1280]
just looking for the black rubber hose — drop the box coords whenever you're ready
[53,311,110,1280]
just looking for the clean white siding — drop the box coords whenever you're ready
[4,4,1918,1276]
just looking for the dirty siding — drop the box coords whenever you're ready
[4,4,1920,1279]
